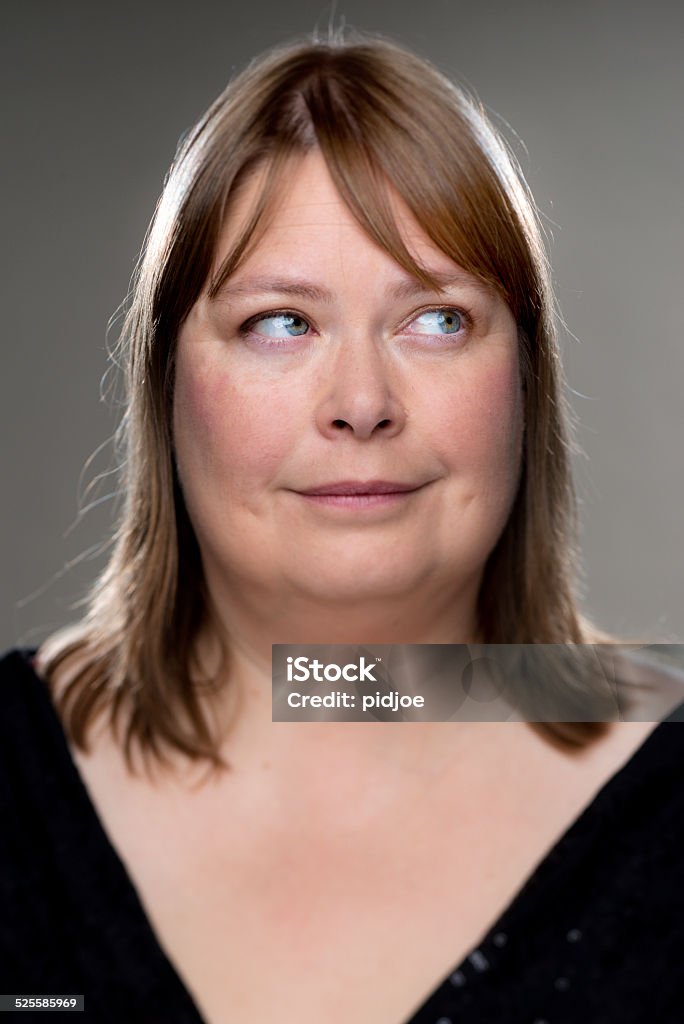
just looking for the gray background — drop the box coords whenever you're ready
[2,0,682,650]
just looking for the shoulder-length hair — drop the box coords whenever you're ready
[38,32,616,776]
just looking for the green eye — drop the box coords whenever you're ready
[413,309,463,335]
[251,314,309,338]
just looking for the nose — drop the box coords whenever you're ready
[314,333,407,441]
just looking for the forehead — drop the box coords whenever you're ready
[220,151,408,235]
[210,151,493,294]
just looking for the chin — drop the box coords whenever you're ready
[286,553,439,605]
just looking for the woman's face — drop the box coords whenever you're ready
[173,152,524,621]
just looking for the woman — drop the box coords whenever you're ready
[1,32,683,1024]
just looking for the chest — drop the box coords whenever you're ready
[118,796,537,1023]
[73,727,643,1024]
[74,745,593,1024]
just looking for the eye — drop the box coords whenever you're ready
[243,312,311,339]
[410,308,465,335]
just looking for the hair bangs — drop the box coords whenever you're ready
[207,146,303,300]
[191,47,542,324]
[310,59,537,337]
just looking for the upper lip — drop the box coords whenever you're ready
[297,480,426,495]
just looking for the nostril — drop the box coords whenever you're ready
[331,417,392,432]
[329,416,396,435]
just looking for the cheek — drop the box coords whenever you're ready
[173,354,296,499]
[430,356,523,484]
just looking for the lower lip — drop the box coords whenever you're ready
[296,489,422,508]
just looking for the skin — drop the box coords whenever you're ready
[172,150,524,773]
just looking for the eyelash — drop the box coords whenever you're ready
[238,305,476,346]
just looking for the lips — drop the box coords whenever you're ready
[297,480,423,496]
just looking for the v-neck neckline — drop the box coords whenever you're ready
[15,648,684,1024]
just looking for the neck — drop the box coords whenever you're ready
[191,570,483,772]
[204,566,482,671]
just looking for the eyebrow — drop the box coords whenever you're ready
[210,271,493,304]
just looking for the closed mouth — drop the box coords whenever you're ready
[297,480,425,496]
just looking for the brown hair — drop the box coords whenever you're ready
[37,31,617,777]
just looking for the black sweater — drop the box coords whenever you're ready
[1,647,683,1023]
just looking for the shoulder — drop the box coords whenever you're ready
[0,647,61,763]
[0,649,63,838]
[0,646,85,787]
[612,646,684,722]
[0,646,76,737]
[0,645,36,677]
[0,647,43,712]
